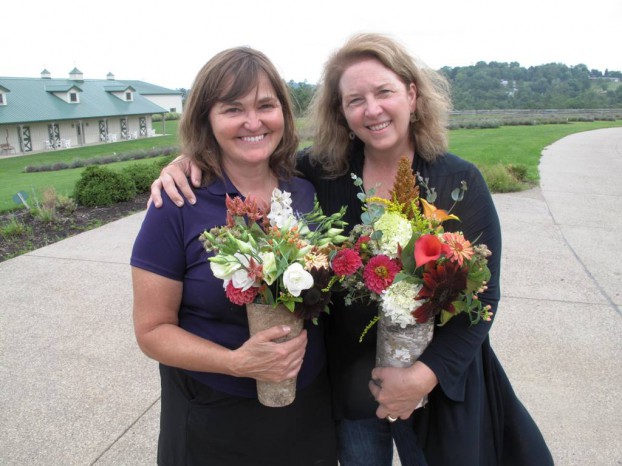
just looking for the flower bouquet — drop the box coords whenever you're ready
[331,157,492,407]
[199,188,347,406]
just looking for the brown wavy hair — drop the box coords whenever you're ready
[179,47,298,184]
[308,33,452,177]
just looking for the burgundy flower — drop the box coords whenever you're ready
[363,255,400,294]
[413,261,467,323]
[295,267,332,321]
[332,249,363,276]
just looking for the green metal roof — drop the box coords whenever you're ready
[0,77,169,125]
[122,80,183,95]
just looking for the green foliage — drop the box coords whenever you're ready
[152,112,181,122]
[506,164,528,182]
[73,166,137,207]
[0,216,30,238]
[479,164,527,193]
[288,81,316,117]
[121,162,163,193]
[23,146,178,173]
[441,61,622,110]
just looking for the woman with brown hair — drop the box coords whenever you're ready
[132,47,337,465]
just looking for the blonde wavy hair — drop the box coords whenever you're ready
[179,47,298,184]
[308,33,452,176]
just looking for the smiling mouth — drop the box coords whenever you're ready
[368,121,391,131]
[240,134,266,143]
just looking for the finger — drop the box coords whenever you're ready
[189,161,202,187]
[161,170,195,206]
[149,178,164,208]
[253,325,296,343]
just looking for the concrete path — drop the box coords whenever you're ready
[1,127,621,465]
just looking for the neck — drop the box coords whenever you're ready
[362,147,415,199]
[224,164,278,205]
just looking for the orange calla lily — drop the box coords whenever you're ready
[420,198,459,223]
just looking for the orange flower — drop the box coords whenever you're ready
[414,234,451,268]
[420,198,459,223]
[442,232,474,266]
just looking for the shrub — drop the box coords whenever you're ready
[74,166,136,207]
[121,162,163,193]
[152,112,181,122]
[480,164,525,193]
[506,164,528,182]
[1,217,30,238]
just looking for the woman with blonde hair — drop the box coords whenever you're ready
[149,33,552,466]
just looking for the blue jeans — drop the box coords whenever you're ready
[337,417,427,466]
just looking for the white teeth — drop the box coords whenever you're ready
[241,135,265,142]
[368,122,390,131]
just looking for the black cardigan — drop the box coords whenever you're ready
[297,144,553,466]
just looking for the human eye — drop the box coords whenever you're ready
[345,96,363,107]
[223,105,241,113]
[258,97,279,110]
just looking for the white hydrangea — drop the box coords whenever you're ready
[380,280,422,328]
[373,211,412,258]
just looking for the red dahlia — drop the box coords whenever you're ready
[225,281,259,306]
[332,249,363,276]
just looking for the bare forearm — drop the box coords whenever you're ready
[137,322,237,375]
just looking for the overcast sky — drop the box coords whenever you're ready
[3,0,620,90]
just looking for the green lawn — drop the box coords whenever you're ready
[1,119,621,212]
[449,120,622,181]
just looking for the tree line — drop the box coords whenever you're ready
[282,63,622,114]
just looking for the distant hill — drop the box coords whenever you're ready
[286,63,622,113]
[440,62,622,110]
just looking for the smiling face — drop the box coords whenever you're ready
[210,72,285,172]
[339,58,417,159]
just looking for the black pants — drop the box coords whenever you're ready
[157,364,338,466]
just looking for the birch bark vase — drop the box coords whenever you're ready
[376,314,434,409]
[246,303,304,407]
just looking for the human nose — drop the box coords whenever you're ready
[364,97,382,118]
[244,111,261,131]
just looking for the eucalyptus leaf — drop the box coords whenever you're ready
[451,187,464,202]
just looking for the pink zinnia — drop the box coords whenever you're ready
[332,249,363,276]
[441,232,473,266]
[363,255,400,294]
[225,281,259,306]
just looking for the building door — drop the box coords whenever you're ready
[120,118,128,139]
[76,122,84,146]
[99,120,108,142]
[48,123,60,148]
[20,126,32,152]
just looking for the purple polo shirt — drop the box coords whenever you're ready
[131,175,325,397]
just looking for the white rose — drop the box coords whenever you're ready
[282,262,314,297]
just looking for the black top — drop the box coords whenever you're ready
[297,142,553,466]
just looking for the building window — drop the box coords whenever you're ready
[69,92,78,103]
[0,93,5,105]
[125,92,133,101]
[169,107,176,113]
